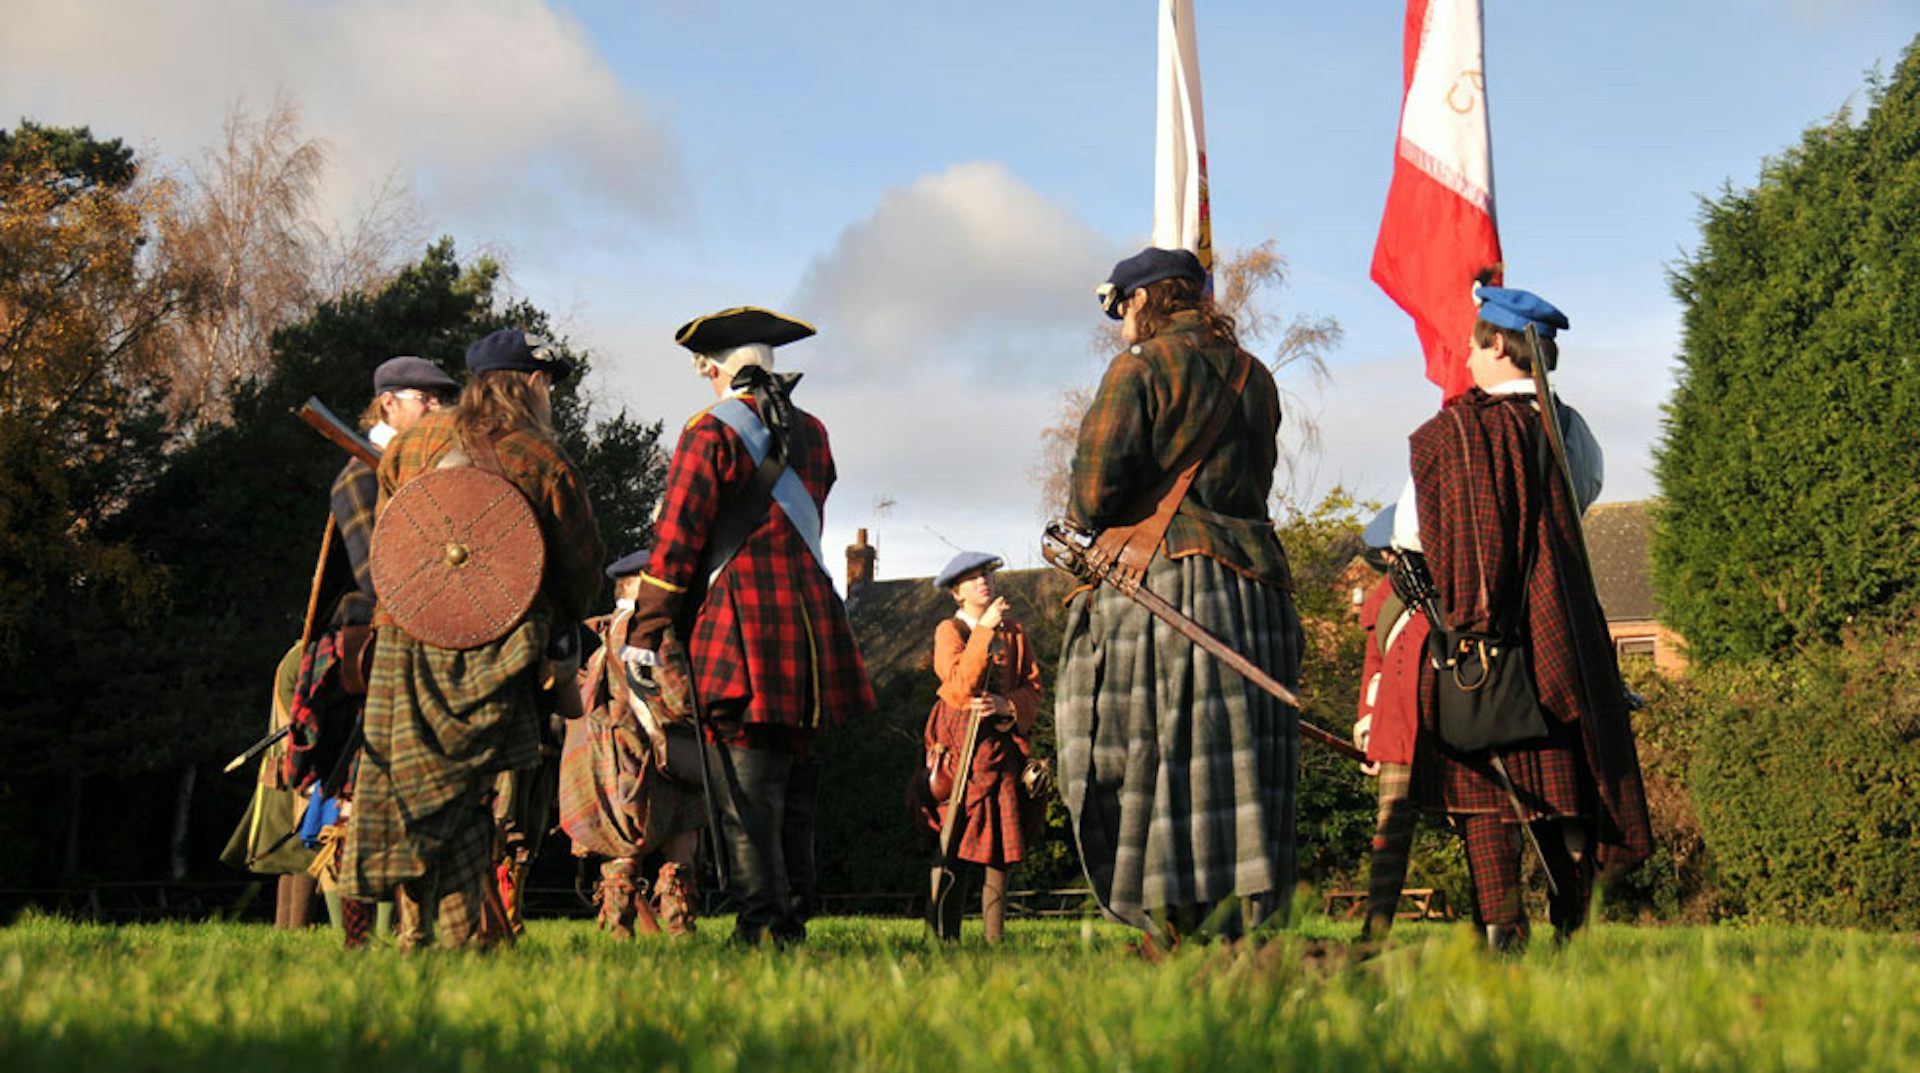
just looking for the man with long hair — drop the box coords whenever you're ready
[340,329,603,950]
[1058,248,1303,948]
[628,307,876,947]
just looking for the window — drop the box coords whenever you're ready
[1616,635,1657,660]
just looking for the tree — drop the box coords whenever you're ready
[1031,241,1341,517]
[0,123,184,645]
[0,123,192,882]
[1654,37,1920,663]
[160,95,422,424]
[0,238,667,885]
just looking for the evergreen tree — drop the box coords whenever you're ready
[1655,37,1920,662]
[2,238,666,883]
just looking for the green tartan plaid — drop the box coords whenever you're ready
[341,617,545,900]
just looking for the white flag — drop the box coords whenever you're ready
[1152,0,1211,271]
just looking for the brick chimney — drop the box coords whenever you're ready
[845,528,876,599]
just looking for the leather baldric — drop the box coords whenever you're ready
[1085,346,1254,594]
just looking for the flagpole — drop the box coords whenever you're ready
[1153,0,1211,274]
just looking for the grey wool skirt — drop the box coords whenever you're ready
[1056,553,1302,931]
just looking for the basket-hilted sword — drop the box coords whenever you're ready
[1041,522,1366,763]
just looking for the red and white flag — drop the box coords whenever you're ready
[1370,0,1502,399]
[1153,0,1212,273]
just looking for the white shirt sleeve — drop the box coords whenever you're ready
[1391,478,1423,553]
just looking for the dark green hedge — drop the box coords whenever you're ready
[1689,629,1920,928]
[1655,36,1920,662]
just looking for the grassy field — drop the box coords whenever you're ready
[2,912,1916,1072]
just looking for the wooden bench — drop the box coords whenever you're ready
[1321,887,1453,921]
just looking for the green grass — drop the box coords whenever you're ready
[2,913,1916,1071]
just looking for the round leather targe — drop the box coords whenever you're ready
[370,466,546,649]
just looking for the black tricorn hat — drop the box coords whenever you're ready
[674,307,816,354]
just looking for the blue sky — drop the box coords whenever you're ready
[5,1,1913,582]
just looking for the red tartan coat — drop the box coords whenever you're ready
[634,395,875,736]
[921,617,1041,866]
[1409,390,1654,874]
[1357,576,1426,767]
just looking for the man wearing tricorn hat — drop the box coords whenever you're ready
[341,328,604,950]
[1057,248,1304,946]
[626,307,875,947]
[1404,285,1651,949]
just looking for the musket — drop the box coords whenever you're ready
[296,396,381,469]
[930,692,990,930]
[1042,522,1366,763]
[262,397,379,790]
[621,641,731,893]
[1522,326,1596,569]
[222,724,291,775]
[1389,548,1559,896]
[1522,326,1645,716]
[682,663,731,895]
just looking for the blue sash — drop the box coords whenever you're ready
[708,398,827,575]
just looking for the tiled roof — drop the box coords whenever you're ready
[1585,500,1658,621]
[847,567,1072,679]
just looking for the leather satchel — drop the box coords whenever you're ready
[1429,408,1552,754]
[1431,629,1547,753]
[613,625,706,790]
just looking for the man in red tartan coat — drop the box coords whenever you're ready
[629,306,876,946]
[1406,285,1653,950]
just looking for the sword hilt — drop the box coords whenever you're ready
[1041,521,1101,584]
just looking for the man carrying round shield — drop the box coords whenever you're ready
[341,328,604,950]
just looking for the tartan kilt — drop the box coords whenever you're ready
[340,617,546,901]
[1413,712,1587,820]
[921,699,1032,867]
[558,696,706,860]
[1057,553,1302,929]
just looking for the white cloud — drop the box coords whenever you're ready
[0,0,679,239]
[792,161,1121,374]
[775,162,1123,582]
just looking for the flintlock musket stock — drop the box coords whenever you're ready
[296,396,382,470]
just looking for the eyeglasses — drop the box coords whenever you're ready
[391,389,444,407]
